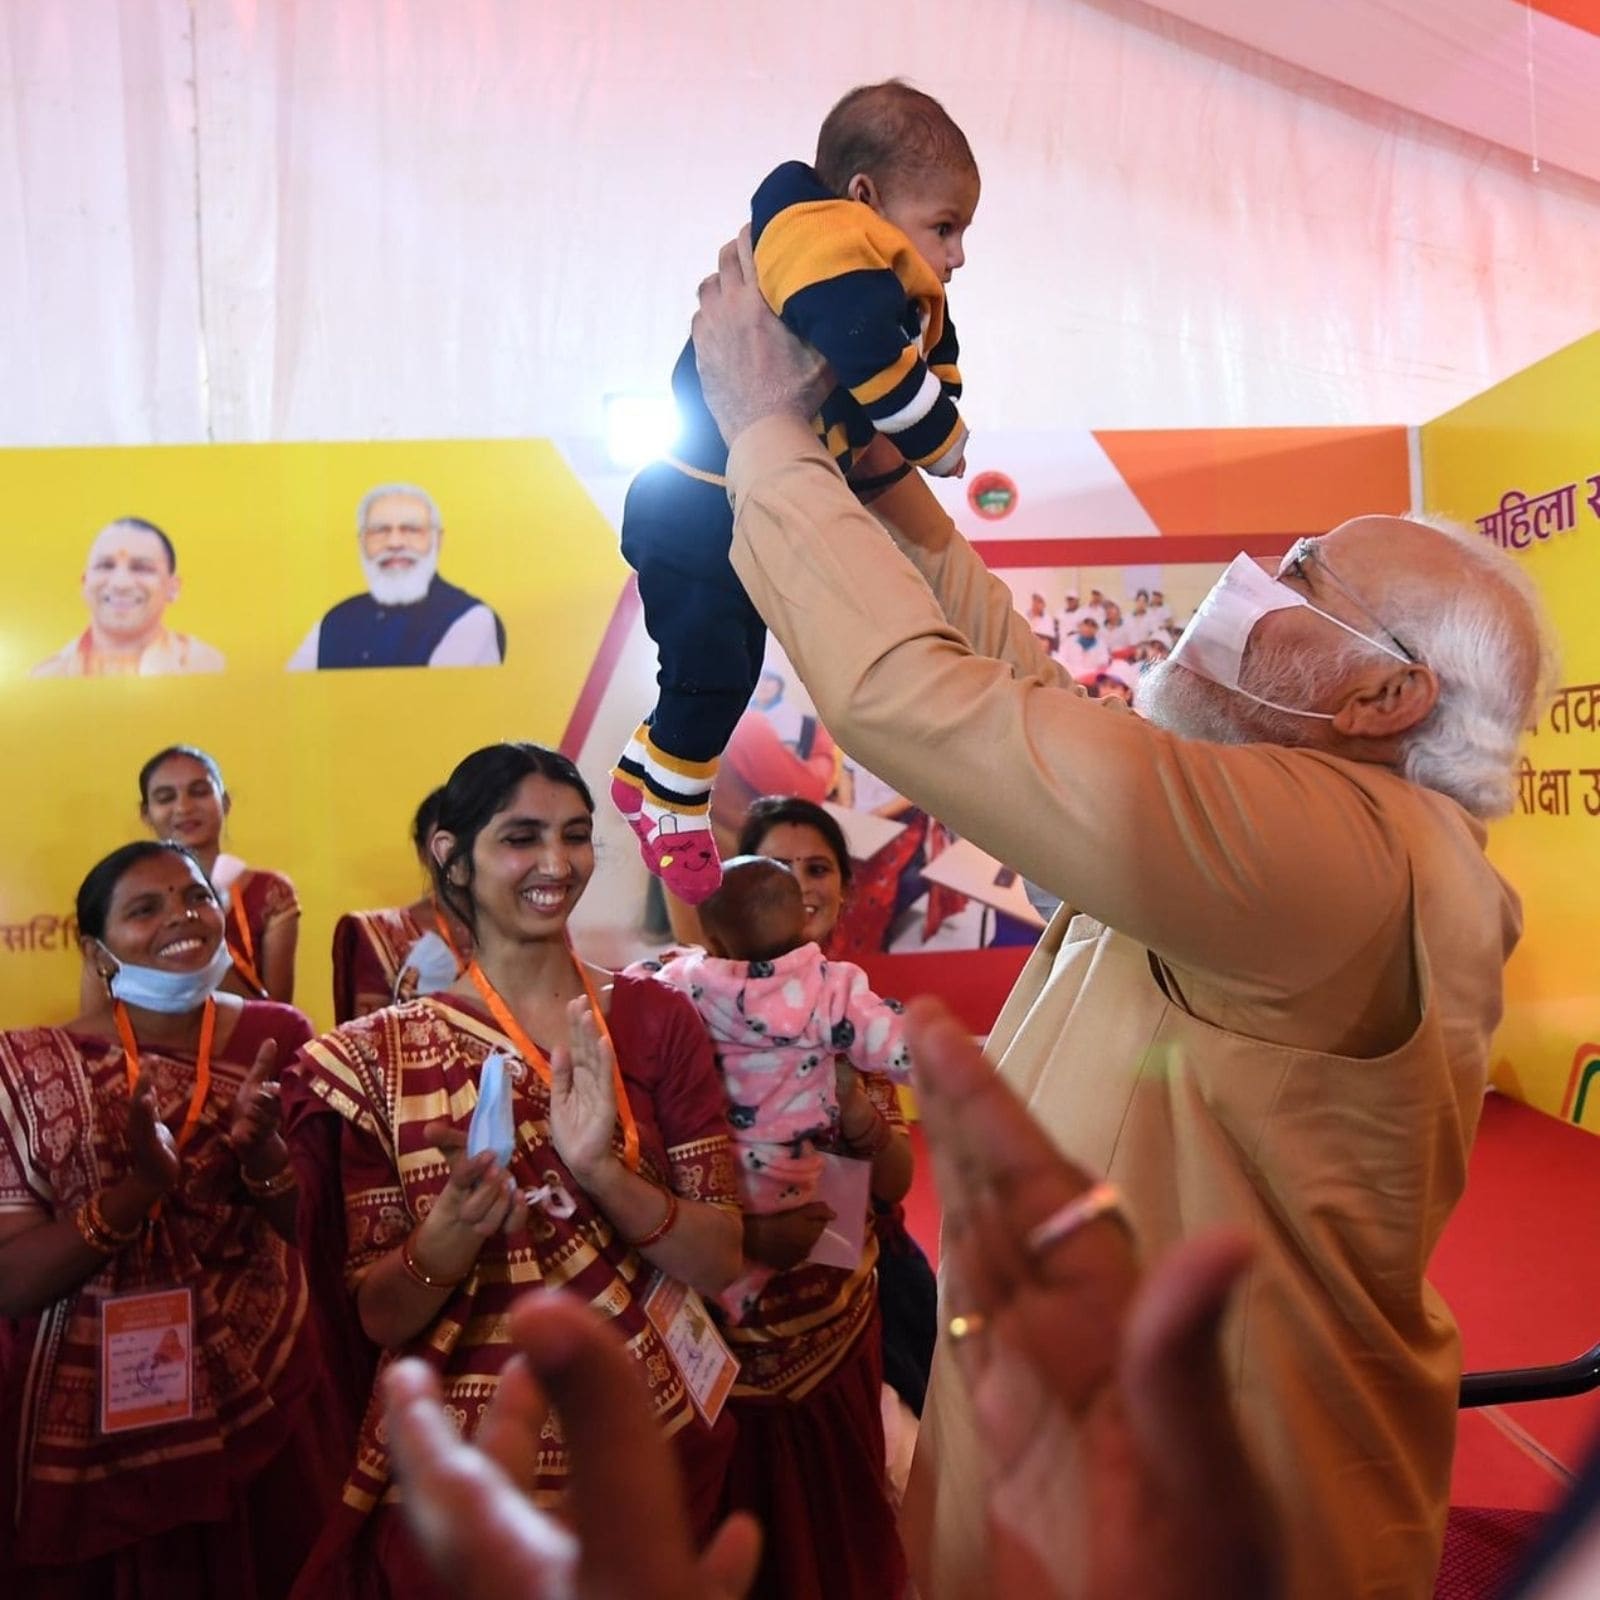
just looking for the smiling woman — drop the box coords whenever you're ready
[284,742,744,1600]
[138,745,301,1004]
[724,794,926,1599]
[29,517,225,678]
[0,840,337,1597]
[329,787,474,1022]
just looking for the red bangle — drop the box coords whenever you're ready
[625,1188,679,1250]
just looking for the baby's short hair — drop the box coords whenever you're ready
[700,857,807,963]
[815,80,976,198]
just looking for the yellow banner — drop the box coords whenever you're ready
[0,438,626,1031]
[1421,331,1600,1132]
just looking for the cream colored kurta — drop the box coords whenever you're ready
[726,415,1521,1600]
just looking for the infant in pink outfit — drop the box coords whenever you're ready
[628,856,909,1320]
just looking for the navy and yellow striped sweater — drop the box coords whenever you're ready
[669,161,966,480]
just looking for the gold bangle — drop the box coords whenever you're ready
[400,1234,467,1291]
[625,1188,679,1250]
[241,1162,299,1199]
[72,1202,117,1256]
[90,1193,146,1244]
[74,1195,142,1255]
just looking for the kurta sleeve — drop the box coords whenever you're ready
[868,466,1073,686]
[726,415,1411,1001]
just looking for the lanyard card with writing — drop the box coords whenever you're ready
[101,1287,195,1434]
[643,1273,737,1428]
[464,956,641,1172]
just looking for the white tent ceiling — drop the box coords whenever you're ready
[2,0,1599,447]
[1147,0,1600,184]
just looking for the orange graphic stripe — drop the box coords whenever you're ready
[1092,426,1410,537]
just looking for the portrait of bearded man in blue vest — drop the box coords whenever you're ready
[286,483,505,671]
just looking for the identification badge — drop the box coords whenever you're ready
[806,1151,872,1271]
[101,1287,194,1435]
[643,1274,737,1427]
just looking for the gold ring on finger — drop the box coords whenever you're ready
[947,1311,988,1343]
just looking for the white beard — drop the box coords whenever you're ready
[361,542,439,606]
[1135,661,1256,743]
[1134,654,1332,748]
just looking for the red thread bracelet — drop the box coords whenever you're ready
[627,1188,680,1250]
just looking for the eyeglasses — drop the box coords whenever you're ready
[1277,538,1419,665]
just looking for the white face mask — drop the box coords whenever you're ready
[99,938,234,1013]
[1168,553,1409,720]
[400,930,459,999]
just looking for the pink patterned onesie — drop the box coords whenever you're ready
[629,943,910,1319]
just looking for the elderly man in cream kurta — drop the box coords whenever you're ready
[687,235,1553,1600]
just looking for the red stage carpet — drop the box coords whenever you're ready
[902,1090,1600,1514]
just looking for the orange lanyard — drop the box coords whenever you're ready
[430,898,467,971]
[464,956,641,1172]
[114,999,215,1152]
[225,895,268,998]
[113,997,216,1237]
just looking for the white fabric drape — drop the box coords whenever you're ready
[1149,0,1600,186]
[3,0,1600,448]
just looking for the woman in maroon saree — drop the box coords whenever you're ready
[330,788,472,1023]
[728,795,928,1599]
[287,743,743,1600]
[0,841,339,1598]
[710,1074,911,1600]
[139,744,301,1003]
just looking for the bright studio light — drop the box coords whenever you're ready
[603,392,680,471]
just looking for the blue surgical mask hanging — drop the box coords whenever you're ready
[99,939,234,1013]
[467,1049,518,1169]
[399,930,459,999]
